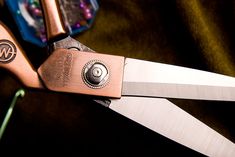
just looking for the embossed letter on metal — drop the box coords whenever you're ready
[0,40,17,63]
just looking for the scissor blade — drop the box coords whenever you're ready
[109,97,235,157]
[123,58,235,101]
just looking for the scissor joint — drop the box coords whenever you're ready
[38,49,124,98]
[52,36,94,52]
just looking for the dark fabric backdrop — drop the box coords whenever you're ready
[0,0,235,156]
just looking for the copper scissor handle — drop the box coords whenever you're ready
[0,0,66,89]
[39,0,93,52]
[0,22,43,89]
[40,0,67,42]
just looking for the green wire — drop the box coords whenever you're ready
[0,89,25,140]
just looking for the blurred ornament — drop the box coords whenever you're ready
[6,0,99,47]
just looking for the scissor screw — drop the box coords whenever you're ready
[82,60,109,88]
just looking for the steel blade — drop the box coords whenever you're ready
[109,97,235,157]
[122,58,235,101]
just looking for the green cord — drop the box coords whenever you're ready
[0,89,25,140]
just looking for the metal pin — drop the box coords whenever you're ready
[0,88,25,140]
[82,60,109,88]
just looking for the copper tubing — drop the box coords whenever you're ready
[40,0,67,42]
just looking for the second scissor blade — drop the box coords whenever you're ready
[109,97,235,157]
[123,58,235,101]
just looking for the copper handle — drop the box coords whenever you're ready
[40,0,67,42]
[38,49,124,98]
[0,22,43,89]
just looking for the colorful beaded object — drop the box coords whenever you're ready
[6,0,99,47]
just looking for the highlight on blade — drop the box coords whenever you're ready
[109,97,235,157]
[122,58,235,101]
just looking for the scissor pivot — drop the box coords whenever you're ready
[82,60,109,88]
[92,67,103,77]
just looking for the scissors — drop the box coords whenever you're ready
[0,0,235,156]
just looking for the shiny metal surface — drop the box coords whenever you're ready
[52,36,94,52]
[82,61,109,88]
[110,96,235,157]
[40,0,67,41]
[122,58,235,101]
[0,22,43,89]
[38,49,124,98]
